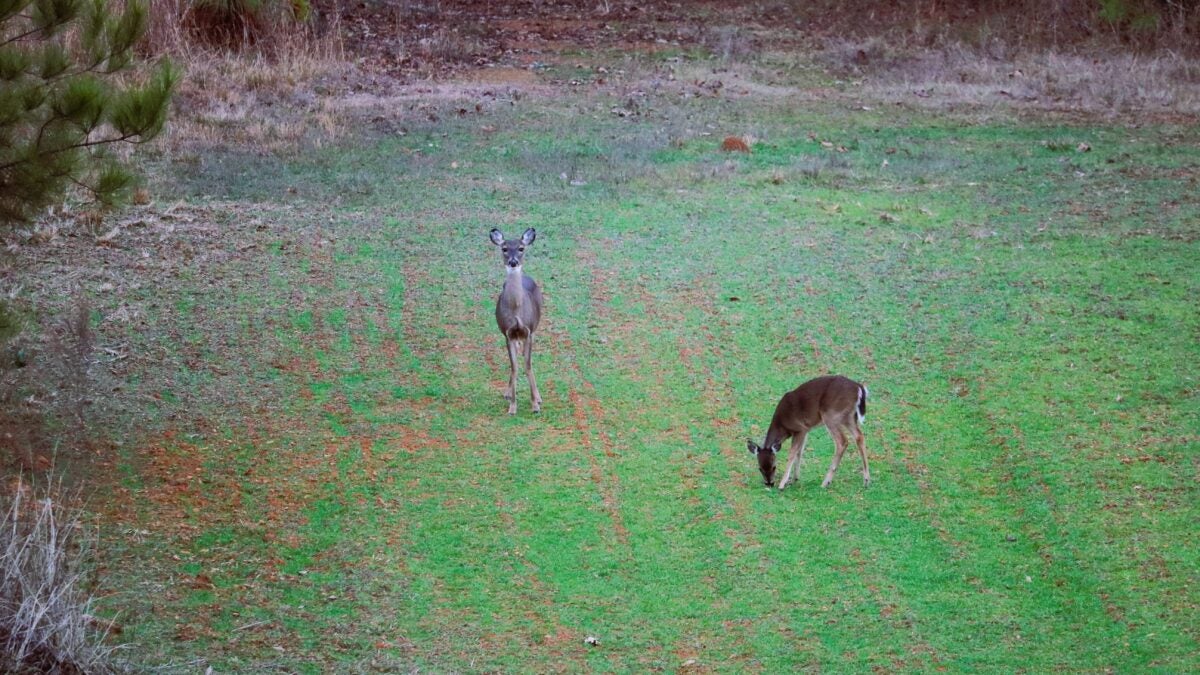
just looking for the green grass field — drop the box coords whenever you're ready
[91,76,1200,672]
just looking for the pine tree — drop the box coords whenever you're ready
[0,0,177,226]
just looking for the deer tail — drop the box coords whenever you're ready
[856,385,867,425]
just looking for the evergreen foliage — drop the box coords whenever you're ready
[0,0,176,227]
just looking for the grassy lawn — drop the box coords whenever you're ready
[69,68,1200,671]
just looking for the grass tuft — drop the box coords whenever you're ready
[0,478,119,673]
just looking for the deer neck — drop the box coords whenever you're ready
[763,418,790,450]
[500,266,527,310]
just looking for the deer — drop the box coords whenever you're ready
[747,375,870,490]
[489,227,543,415]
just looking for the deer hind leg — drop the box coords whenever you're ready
[524,333,541,413]
[853,424,870,487]
[777,431,809,491]
[822,424,850,488]
[505,337,521,415]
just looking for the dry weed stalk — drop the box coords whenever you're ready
[0,478,119,673]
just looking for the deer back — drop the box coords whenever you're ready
[769,375,863,438]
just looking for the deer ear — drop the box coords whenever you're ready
[521,228,536,245]
[769,441,782,455]
[747,439,760,454]
[489,229,505,245]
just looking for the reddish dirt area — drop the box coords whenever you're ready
[666,283,764,559]
[563,343,631,546]
[102,395,443,547]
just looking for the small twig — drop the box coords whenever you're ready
[147,658,209,673]
[234,620,271,632]
[99,347,128,362]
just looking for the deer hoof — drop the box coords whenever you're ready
[507,404,518,415]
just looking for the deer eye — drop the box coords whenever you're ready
[518,247,525,251]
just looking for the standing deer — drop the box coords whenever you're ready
[747,375,870,490]
[489,227,543,415]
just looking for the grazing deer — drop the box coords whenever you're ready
[747,375,870,490]
[490,227,543,415]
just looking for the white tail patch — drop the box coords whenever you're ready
[856,386,867,425]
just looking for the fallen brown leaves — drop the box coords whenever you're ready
[721,136,751,153]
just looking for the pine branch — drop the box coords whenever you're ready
[0,13,73,48]
[0,130,142,173]
[1,0,170,226]
[5,47,131,88]
[0,23,50,48]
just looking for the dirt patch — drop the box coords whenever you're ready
[138,436,243,529]
[667,280,764,559]
[464,66,541,86]
[574,245,643,344]
[567,379,630,546]
[102,395,436,543]
[893,423,965,556]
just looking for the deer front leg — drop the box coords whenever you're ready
[524,333,542,413]
[777,432,809,490]
[822,428,849,488]
[854,426,870,487]
[505,338,520,415]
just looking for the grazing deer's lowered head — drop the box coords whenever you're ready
[747,437,782,487]
[489,227,543,415]
[748,375,869,490]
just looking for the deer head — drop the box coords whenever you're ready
[747,439,781,487]
[490,228,536,270]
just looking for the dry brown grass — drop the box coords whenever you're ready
[140,0,351,152]
[772,1,1200,117]
[819,37,1200,115]
[789,0,1200,55]
[161,34,349,152]
[142,0,191,56]
[168,62,344,148]
[0,478,119,673]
